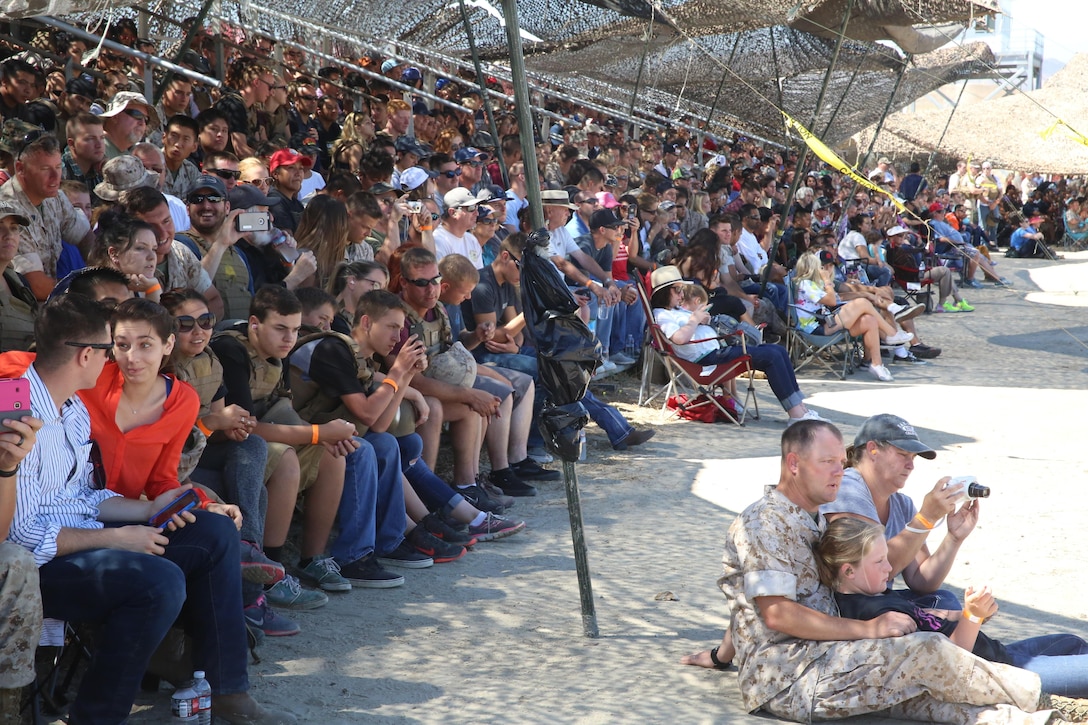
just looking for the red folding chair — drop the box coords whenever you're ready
[635,273,759,425]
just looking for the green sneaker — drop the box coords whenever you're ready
[297,555,352,592]
[956,299,975,312]
[264,574,328,610]
[941,300,961,313]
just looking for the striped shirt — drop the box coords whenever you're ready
[8,364,118,567]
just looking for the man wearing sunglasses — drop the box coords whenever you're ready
[454,147,489,195]
[98,91,159,160]
[178,175,255,320]
[202,150,242,192]
[434,188,484,269]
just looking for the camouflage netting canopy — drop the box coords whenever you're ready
[11,0,1000,147]
[853,53,1088,175]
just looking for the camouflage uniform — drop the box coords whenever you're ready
[720,486,1049,724]
[0,542,41,688]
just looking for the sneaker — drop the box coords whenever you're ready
[909,343,942,359]
[457,483,506,514]
[787,409,830,426]
[613,427,655,451]
[512,457,561,481]
[963,279,984,289]
[468,512,526,542]
[598,359,617,373]
[407,526,466,563]
[240,540,285,585]
[421,511,477,546]
[377,540,434,569]
[886,302,906,316]
[940,300,962,313]
[338,553,405,588]
[868,363,894,382]
[527,447,553,465]
[297,556,352,592]
[883,330,913,346]
[489,467,537,497]
[1041,693,1088,722]
[265,575,328,610]
[993,276,1012,286]
[956,299,975,312]
[243,594,301,637]
[891,351,927,365]
[609,352,638,366]
[892,302,925,323]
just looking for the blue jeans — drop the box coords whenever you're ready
[397,432,464,511]
[1005,633,1088,697]
[38,511,248,723]
[742,281,787,315]
[581,390,634,447]
[608,280,646,357]
[697,343,804,411]
[331,434,406,565]
[865,263,893,287]
[196,436,269,546]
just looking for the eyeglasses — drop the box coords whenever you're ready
[242,178,273,189]
[65,340,114,351]
[123,108,149,122]
[746,214,761,220]
[175,312,217,332]
[188,194,225,205]
[359,276,385,289]
[208,168,241,180]
[440,168,462,178]
[403,275,442,287]
[258,78,287,91]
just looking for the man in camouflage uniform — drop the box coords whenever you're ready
[720,419,1055,724]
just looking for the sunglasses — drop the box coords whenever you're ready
[440,168,462,178]
[65,340,114,350]
[460,161,484,168]
[298,94,317,102]
[175,312,217,332]
[208,168,241,180]
[123,108,149,122]
[188,194,225,204]
[242,178,274,188]
[14,129,46,159]
[429,212,440,221]
[403,275,442,288]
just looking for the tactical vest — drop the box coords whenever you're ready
[0,269,38,352]
[214,329,287,420]
[172,349,224,482]
[179,230,253,321]
[289,330,415,436]
[404,304,452,359]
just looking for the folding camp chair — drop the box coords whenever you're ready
[785,281,859,380]
[890,258,934,313]
[635,274,759,425]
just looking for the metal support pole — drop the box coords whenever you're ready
[628,13,655,121]
[33,17,222,94]
[502,0,596,638]
[458,0,509,188]
[923,76,969,177]
[849,54,912,198]
[762,0,854,294]
[701,33,742,140]
[149,0,215,105]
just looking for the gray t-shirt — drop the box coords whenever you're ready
[820,468,917,538]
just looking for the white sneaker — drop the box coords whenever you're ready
[883,330,913,346]
[598,359,617,372]
[787,409,829,425]
[869,364,894,382]
[887,302,906,316]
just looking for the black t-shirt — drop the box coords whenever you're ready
[306,336,370,398]
[463,264,518,333]
[835,592,1010,664]
[267,188,305,233]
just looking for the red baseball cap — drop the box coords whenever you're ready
[269,148,314,173]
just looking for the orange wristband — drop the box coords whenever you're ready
[419,225,433,231]
[311,424,320,445]
[382,377,399,393]
[196,418,212,436]
[962,608,984,624]
[913,513,935,530]
[145,283,162,294]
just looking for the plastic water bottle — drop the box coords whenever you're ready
[171,683,198,722]
[625,334,638,358]
[578,429,587,462]
[192,671,212,725]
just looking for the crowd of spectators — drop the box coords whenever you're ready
[0,13,1084,723]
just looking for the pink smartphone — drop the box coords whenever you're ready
[148,489,200,528]
[0,378,30,433]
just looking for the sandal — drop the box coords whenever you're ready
[710,646,732,670]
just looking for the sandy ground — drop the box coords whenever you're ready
[77,250,1088,724]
